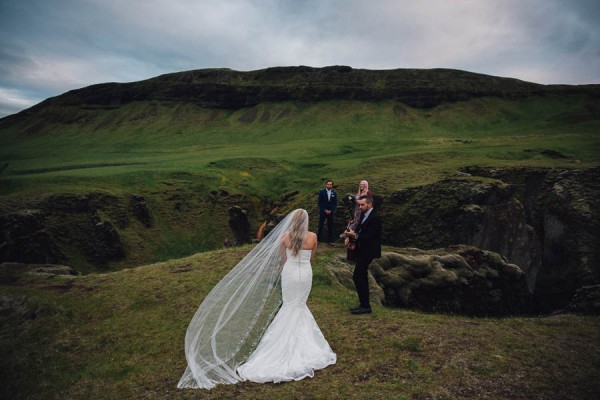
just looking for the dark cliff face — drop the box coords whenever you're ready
[11,66,599,117]
[462,166,600,311]
[0,193,131,270]
[384,179,540,289]
[378,167,600,312]
[0,189,266,273]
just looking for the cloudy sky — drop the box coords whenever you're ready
[1,0,599,118]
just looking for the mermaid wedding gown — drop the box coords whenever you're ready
[237,248,336,383]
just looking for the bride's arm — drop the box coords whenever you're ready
[280,232,289,263]
[308,232,318,261]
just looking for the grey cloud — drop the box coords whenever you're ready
[0,0,599,118]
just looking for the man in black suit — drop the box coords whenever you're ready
[344,195,382,314]
[317,179,337,246]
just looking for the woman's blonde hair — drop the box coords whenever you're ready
[287,209,308,256]
[357,180,369,195]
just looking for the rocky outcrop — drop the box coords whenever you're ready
[0,210,67,264]
[461,166,600,311]
[382,167,600,312]
[0,193,135,269]
[82,220,125,265]
[228,206,252,245]
[387,179,540,290]
[561,285,600,315]
[326,246,532,316]
[24,264,80,277]
[38,193,126,267]
[0,262,80,283]
[130,194,152,227]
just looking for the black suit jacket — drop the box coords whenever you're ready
[356,209,382,262]
[318,189,337,215]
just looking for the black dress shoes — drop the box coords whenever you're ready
[351,307,372,315]
[349,305,362,311]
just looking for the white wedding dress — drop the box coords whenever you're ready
[237,248,337,383]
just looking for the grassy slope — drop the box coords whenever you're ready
[1,95,598,269]
[1,245,599,399]
[2,95,599,196]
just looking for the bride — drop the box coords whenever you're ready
[177,209,336,389]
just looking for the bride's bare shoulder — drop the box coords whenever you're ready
[304,231,317,244]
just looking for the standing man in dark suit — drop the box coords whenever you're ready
[344,195,382,314]
[317,179,337,246]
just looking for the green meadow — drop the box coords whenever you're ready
[2,95,598,199]
[1,246,598,399]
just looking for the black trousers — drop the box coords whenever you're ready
[317,212,334,242]
[353,258,372,309]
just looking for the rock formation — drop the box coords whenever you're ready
[228,206,252,245]
[369,247,533,316]
[0,193,130,270]
[561,285,600,315]
[130,194,153,227]
[462,166,600,311]
[327,246,532,316]
[380,166,600,312]
[0,210,67,264]
[386,179,539,288]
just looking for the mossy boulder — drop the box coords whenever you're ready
[369,247,533,316]
[326,254,385,305]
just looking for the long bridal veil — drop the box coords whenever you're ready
[177,209,308,389]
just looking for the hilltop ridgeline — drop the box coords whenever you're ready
[21,66,600,113]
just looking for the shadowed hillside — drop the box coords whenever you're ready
[3,66,600,121]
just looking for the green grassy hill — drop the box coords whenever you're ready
[2,67,599,200]
[1,90,599,270]
[2,93,598,194]
[1,246,598,399]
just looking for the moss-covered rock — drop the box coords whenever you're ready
[326,254,385,305]
[385,178,539,290]
[368,247,533,316]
